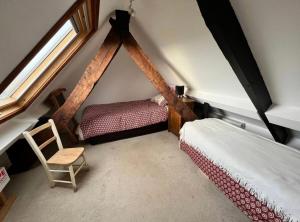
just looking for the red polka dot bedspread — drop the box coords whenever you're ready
[180,118,300,222]
[78,100,168,140]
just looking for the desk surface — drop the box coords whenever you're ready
[0,118,38,156]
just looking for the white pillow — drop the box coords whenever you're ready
[151,94,168,106]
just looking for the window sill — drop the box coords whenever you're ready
[0,98,17,109]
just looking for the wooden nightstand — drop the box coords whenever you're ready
[168,97,195,137]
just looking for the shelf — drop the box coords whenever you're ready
[0,118,38,155]
[187,90,259,120]
[266,105,300,132]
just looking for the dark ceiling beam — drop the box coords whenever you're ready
[195,0,288,143]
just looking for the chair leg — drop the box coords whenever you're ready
[82,154,89,170]
[69,165,77,192]
[43,166,55,188]
[49,181,55,188]
[46,174,55,188]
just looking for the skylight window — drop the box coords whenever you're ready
[0,0,99,123]
[0,20,77,101]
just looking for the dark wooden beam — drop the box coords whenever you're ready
[109,10,131,36]
[91,0,100,31]
[123,32,197,121]
[52,28,122,128]
[195,0,288,143]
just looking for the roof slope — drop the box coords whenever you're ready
[0,0,300,132]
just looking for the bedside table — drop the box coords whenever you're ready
[168,97,195,137]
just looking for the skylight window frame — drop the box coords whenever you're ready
[0,0,100,123]
[0,20,77,102]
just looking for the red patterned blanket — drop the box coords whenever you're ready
[180,142,284,222]
[79,100,168,140]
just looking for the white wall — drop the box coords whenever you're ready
[211,108,300,151]
[77,46,158,116]
[131,0,253,110]
[230,0,300,107]
[230,0,300,130]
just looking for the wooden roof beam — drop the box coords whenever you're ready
[53,10,197,130]
[52,28,122,128]
[123,32,197,121]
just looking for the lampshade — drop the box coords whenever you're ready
[175,85,184,96]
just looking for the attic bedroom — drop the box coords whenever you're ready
[0,0,299,221]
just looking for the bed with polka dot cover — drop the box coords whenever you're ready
[180,141,286,222]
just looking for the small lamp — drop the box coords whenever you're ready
[175,85,184,98]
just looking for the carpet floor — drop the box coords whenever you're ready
[5,131,249,222]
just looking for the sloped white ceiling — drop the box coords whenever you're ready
[0,0,256,119]
[131,0,251,100]
[230,0,300,130]
[230,0,300,107]
[2,0,299,128]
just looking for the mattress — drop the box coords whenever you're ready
[180,142,283,221]
[180,118,300,222]
[78,100,168,140]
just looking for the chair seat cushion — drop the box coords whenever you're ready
[47,148,84,165]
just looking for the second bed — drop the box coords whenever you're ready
[77,99,168,144]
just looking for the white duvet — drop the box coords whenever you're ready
[180,118,300,221]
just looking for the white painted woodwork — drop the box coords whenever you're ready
[266,106,300,132]
[0,119,38,156]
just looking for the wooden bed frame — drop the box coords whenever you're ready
[86,121,168,145]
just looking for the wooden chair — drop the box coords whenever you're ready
[23,119,88,192]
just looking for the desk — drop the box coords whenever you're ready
[0,118,38,156]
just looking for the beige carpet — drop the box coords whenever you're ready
[5,131,249,222]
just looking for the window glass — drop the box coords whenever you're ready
[0,20,77,100]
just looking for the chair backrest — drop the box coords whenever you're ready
[23,119,63,166]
